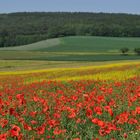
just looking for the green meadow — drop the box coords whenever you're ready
[0,36,140,62]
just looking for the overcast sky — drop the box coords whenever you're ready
[0,0,140,14]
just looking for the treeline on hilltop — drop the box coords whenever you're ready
[0,12,140,47]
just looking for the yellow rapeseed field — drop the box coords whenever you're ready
[0,61,140,83]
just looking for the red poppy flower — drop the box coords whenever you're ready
[37,125,45,135]
[94,106,102,115]
[10,125,21,137]
[0,133,7,140]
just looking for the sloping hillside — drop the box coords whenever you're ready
[0,38,60,51]
[1,36,140,53]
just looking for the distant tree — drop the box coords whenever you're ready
[134,48,140,55]
[120,48,129,55]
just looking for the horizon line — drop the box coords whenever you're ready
[0,11,140,16]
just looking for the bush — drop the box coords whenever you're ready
[120,48,129,55]
[134,48,140,55]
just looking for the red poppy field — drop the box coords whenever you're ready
[0,63,140,140]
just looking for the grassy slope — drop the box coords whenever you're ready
[42,36,140,52]
[0,36,140,61]
[1,36,140,52]
[0,38,60,51]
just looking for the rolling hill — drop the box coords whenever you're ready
[1,36,140,53]
[0,36,140,61]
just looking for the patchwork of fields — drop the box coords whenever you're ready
[0,36,140,139]
[0,36,140,61]
[0,61,139,82]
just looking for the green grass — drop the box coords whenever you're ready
[1,36,140,52]
[43,36,140,52]
[0,38,60,51]
[0,51,140,61]
[0,36,140,61]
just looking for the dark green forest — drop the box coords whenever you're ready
[0,12,140,47]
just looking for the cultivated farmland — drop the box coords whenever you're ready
[0,36,140,140]
[0,36,140,62]
[0,61,140,139]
